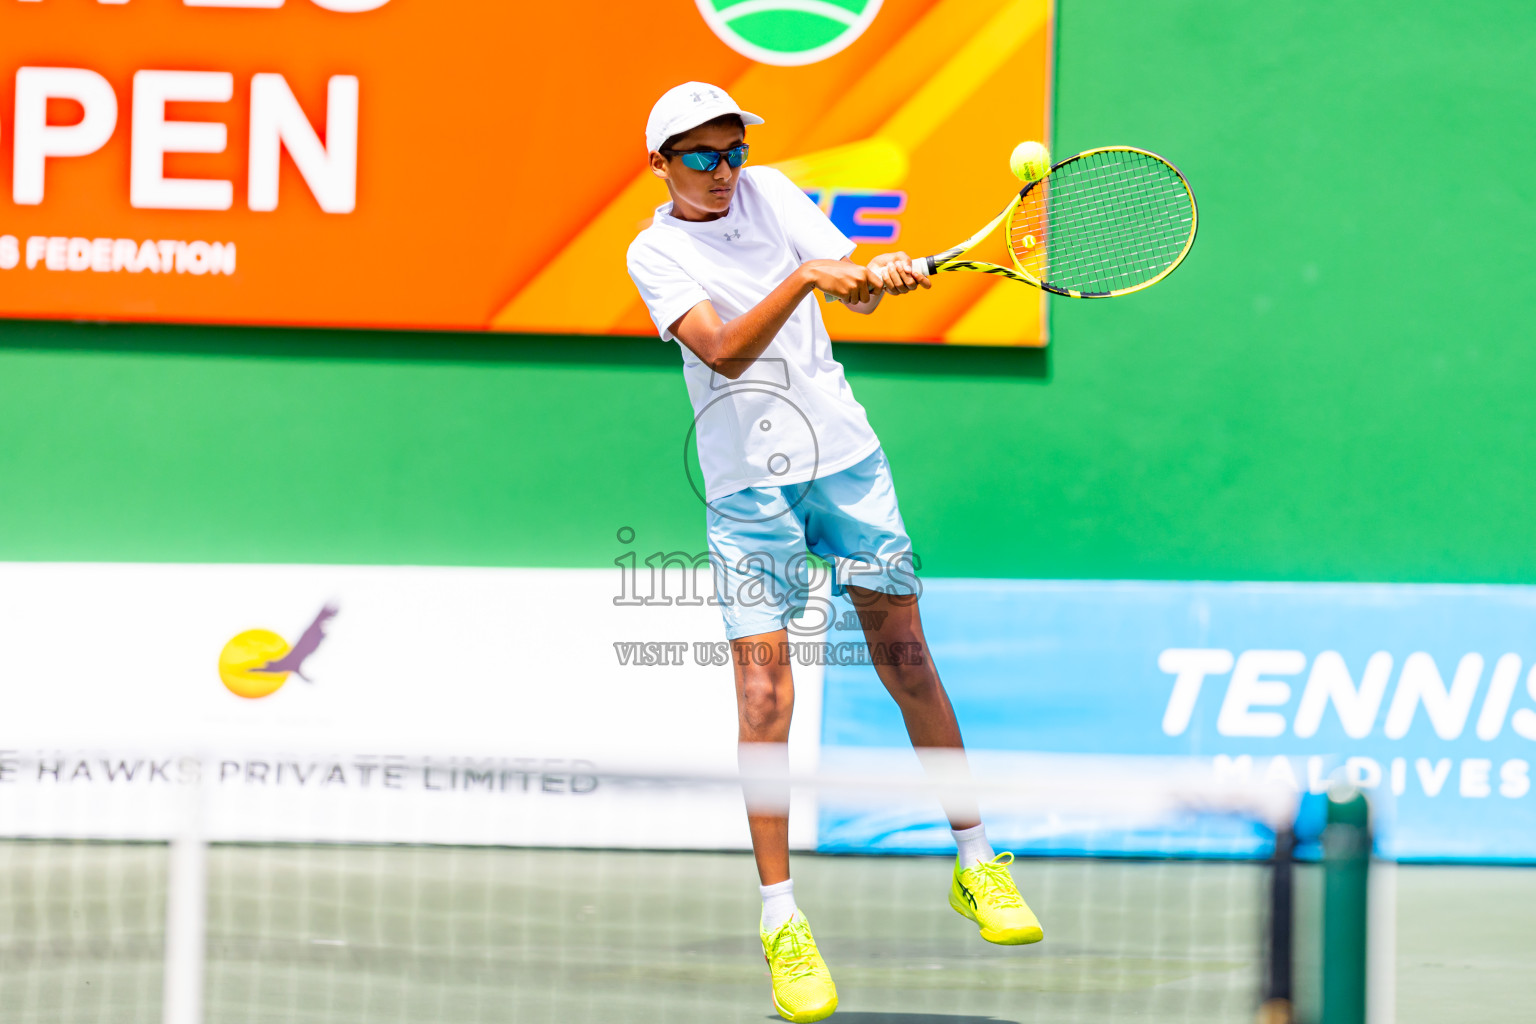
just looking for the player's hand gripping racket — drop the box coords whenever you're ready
[910,146,1198,298]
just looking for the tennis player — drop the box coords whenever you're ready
[626,83,1042,1023]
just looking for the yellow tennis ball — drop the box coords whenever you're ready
[1010,141,1051,182]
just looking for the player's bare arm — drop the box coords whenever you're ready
[673,252,929,365]
[670,259,883,377]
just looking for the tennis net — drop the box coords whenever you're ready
[0,748,1302,1024]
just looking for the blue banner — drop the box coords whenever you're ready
[818,580,1536,861]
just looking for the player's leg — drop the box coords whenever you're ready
[797,448,976,822]
[842,587,986,857]
[841,584,972,818]
[846,587,1042,945]
[732,627,794,886]
[710,501,801,896]
[731,627,836,1022]
[710,488,838,1023]
[806,448,1043,945]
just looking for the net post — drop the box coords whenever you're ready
[162,759,207,1024]
[1259,823,1296,1024]
[1321,786,1370,1024]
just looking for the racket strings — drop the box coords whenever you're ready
[1009,150,1194,294]
[1042,171,1183,289]
[1056,161,1188,289]
[1046,157,1190,285]
[1067,163,1188,283]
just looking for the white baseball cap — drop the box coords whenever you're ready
[645,82,764,154]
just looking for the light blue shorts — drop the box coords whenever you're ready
[707,447,919,640]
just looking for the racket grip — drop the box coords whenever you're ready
[825,263,891,303]
[820,259,928,303]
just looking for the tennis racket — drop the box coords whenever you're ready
[908,146,1198,298]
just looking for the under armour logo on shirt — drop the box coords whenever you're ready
[723,229,741,241]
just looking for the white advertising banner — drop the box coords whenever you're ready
[0,562,828,850]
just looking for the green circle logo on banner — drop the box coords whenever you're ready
[696,0,883,66]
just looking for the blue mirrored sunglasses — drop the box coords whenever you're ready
[662,144,749,172]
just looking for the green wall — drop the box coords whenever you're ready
[1,0,1532,581]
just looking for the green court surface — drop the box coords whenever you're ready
[1395,865,1536,1024]
[1,843,1529,1023]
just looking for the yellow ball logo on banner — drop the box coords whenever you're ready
[218,629,293,699]
[217,605,338,699]
[696,0,883,66]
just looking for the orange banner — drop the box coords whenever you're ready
[0,0,1052,345]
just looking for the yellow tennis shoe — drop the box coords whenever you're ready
[761,911,838,1023]
[950,852,1044,945]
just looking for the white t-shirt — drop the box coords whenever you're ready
[626,166,881,502]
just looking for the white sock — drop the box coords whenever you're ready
[760,879,797,932]
[952,824,995,868]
